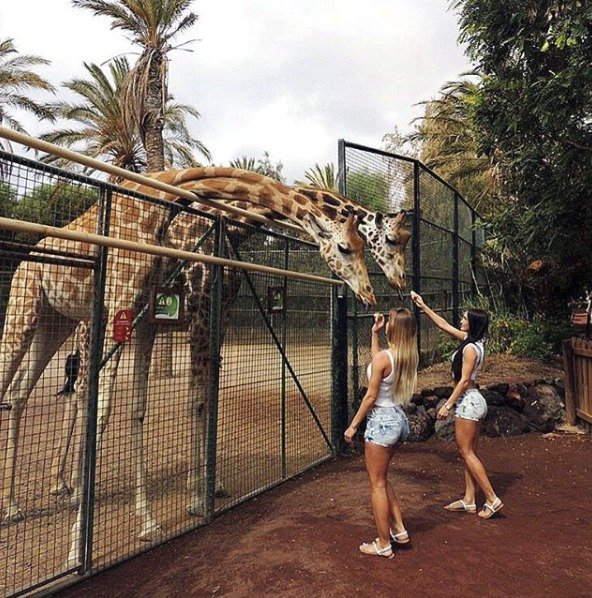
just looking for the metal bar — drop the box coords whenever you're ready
[281,240,288,479]
[0,129,302,234]
[80,187,111,572]
[452,192,460,327]
[0,250,95,269]
[341,140,417,164]
[0,216,343,287]
[351,296,359,412]
[331,285,348,455]
[229,241,333,451]
[412,160,422,353]
[0,239,97,262]
[338,139,347,196]
[471,208,477,300]
[205,218,224,522]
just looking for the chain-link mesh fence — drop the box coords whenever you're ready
[0,153,342,597]
[339,141,486,404]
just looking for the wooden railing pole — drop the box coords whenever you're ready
[562,338,577,425]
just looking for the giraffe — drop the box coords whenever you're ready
[293,187,411,291]
[52,171,413,519]
[0,167,375,556]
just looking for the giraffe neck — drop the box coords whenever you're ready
[294,187,373,237]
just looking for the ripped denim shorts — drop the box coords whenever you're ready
[364,405,409,447]
[455,388,488,422]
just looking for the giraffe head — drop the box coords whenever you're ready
[359,210,411,291]
[305,209,376,306]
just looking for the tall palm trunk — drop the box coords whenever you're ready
[143,51,174,378]
[143,50,166,172]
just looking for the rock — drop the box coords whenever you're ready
[487,383,509,396]
[434,386,454,398]
[484,406,529,437]
[402,402,417,415]
[411,393,423,405]
[420,388,434,397]
[507,394,525,412]
[426,407,437,420]
[423,394,439,408]
[555,422,588,435]
[407,413,434,442]
[522,383,565,432]
[481,389,506,407]
[506,384,525,411]
[434,399,455,441]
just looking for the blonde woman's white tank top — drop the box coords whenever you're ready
[366,349,399,407]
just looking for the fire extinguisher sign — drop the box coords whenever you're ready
[113,309,133,342]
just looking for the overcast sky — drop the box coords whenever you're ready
[1,0,472,182]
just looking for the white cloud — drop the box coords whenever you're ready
[1,0,471,182]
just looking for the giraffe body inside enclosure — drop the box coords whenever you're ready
[51,170,412,521]
[0,167,377,566]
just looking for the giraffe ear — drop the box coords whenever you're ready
[306,213,332,239]
[387,210,406,225]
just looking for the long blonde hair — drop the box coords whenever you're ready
[386,308,419,405]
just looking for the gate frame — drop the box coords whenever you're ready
[0,130,349,598]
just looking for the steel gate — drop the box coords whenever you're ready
[0,149,347,597]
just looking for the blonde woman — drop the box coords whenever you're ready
[344,308,419,559]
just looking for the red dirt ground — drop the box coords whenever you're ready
[55,431,592,598]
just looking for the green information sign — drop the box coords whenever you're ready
[149,286,185,325]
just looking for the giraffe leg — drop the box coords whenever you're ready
[186,351,208,517]
[49,391,77,497]
[2,309,74,523]
[131,323,161,540]
[51,321,89,499]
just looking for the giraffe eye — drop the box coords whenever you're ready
[385,235,400,246]
[338,243,352,255]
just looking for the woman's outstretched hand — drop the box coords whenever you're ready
[410,290,426,311]
[372,312,385,333]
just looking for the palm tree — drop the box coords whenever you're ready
[0,37,55,151]
[72,0,199,171]
[229,151,285,182]
[408,75,500,213]
[41,57,208,174]
[294,163,338,191]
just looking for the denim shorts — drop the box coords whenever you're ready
[364,405,409,447]
[455,388,488,422]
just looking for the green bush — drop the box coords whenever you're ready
[488,313,570,361]
[454,296,571,362]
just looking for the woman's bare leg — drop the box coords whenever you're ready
[365,442,395,549]
[455,419,496,503]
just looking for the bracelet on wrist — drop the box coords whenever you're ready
[444,403,452,411]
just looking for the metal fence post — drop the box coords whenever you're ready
[413,160,422,355]
[331,284,348,455]
[205,216,224,522]
[80,186,111,572]
[452,192,460,327]
[471,208,477,300]
[281,239,288,479]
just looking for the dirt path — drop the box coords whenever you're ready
[56,432,592,598]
